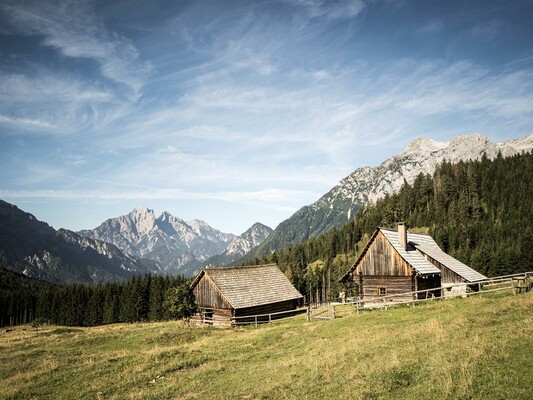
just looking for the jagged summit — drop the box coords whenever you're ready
[79,209,237,275]
[0,200,156,284]
[405,137,446,153]
[204,222,273,267]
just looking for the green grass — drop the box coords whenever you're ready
[1,291,532,399]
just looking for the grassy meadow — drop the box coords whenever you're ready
[1,290,532,400]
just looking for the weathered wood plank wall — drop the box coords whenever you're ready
[357,231,412,276]
[193,274,231,309]
[361,275,413,301]
[234,299,299,318]
[423,255,464,284]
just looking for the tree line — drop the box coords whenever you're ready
[3,151,532,326]
[0,268,195,327]
[248,151,533,303]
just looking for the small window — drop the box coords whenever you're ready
[377,287,387,296]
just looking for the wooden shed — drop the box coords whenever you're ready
[190,264,303,327]
[339,223,487,302]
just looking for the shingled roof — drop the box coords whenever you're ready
[190,264,303,309]
[341,227,487,282]
[380,228,441,275]
[405,231,487,282]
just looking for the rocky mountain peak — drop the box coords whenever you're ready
[187,219,210,232]
[405,137,446,154]
[241,223,273,243]
[0,201,156,284]
[204,222,273,267]
[79,208,237,275]
[125,206,156,235]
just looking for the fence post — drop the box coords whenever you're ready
[306,305,310,321]
[255,315,258,328]
[269,314,272,324]
[332,305,336,319]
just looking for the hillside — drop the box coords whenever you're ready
[0,200,157,285]
[253,134,533,255]
[1,290,532,399]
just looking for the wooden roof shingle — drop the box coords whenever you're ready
[340,227,487,283]
[380,228,441,275]
[407,232,487,282]
[191,264,303,309]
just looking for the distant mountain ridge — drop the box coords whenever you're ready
[0,200,157,284]
[252,133,533,255]
[205,223,273,267]
[79,208,271,276]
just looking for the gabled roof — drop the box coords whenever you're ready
[191,264,303,309]
[407,232,487,282]
[340,227,487,282]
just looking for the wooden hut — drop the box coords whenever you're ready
[339,223,486,302]
[190,264,303,327]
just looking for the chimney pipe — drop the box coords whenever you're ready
[398,222,408,250]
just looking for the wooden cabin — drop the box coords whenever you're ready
[339,223,487,302]
[190,264,303,327]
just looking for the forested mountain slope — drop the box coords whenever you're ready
[249,151,533,301]
[252,134,533,256]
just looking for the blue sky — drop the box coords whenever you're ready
[1,0,533,235]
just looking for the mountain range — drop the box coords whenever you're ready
[79,208,272,276]
[0,200,157,284]
[0,200,273,283]
[3,133,532,284]
[251,133,533,255]
[204,223,273,267]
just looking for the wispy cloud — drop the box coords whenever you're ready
[418,20,445,34]
[0,70,121,134]
[0,114,55,130]
[1,0,151,95]
[1,0,532,233]
[0,187,320,212]
[0,71,112,103]
[471,19,504,40]
[288,0,366,20]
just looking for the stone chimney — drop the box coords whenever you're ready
[398,222,408,250]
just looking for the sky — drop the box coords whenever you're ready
[1,0,533,235]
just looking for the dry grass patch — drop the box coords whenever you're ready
[1,291,532,399]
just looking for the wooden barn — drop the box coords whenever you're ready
[190,264,303,327]
[339,223,487,302]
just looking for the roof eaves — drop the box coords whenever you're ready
[339,228,380,282]
[189,269,205,289]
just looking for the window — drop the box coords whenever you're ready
[377,287,387,296]
[202,308,214,324]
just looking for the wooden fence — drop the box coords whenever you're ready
[231,308,307,327]
[191,308,307,328]
[309,271,533,320]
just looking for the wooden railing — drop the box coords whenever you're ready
[231,308,307,327]
[309,271,533,320]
